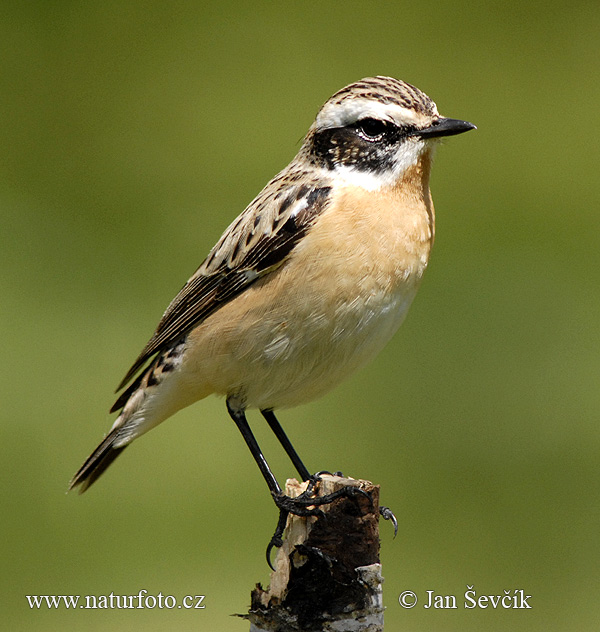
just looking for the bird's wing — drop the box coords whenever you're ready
[114,177,332,393]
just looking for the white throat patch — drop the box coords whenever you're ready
[332,138,431,191]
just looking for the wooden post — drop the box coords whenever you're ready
[247,474,385,631]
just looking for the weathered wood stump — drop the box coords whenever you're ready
[247,474,385,631]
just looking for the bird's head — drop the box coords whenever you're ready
[302,76,475,190]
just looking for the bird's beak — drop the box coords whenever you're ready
[416,117,476,139]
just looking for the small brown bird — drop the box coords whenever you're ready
[70,76,474,552]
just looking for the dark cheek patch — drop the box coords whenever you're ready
[312,127,398,172]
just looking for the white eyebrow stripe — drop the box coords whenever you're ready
[315,99,430,131]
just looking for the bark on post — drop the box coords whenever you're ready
[247,474,385,631]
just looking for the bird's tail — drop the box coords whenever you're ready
[69,428,128,494]
[69,349,193,493]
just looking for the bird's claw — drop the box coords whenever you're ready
[265,479,373,568]
[379,505,398,537]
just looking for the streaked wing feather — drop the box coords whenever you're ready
[115,181,332,393]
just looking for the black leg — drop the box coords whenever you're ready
[228,400,373,568]
[261,409,311,482]
[226,399,282,496]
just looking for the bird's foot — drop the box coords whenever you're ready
[265,475,372,568]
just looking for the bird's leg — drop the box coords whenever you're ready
[227,400,283,496]
[261,410,345,495]
[261,409,369,506]
[228,401,360,512]
[227,401,373,567]
[261,409,311,482]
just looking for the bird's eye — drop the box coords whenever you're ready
[356,118,387,141]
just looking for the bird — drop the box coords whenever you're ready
[70,76,475,552]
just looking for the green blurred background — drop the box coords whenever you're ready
[2,1,599,630]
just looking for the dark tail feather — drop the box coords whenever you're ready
[69,429,128,494]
